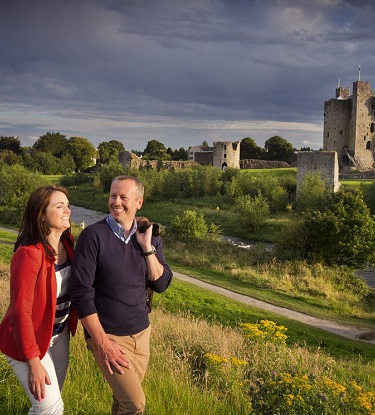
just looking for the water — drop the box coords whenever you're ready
[69,205,107,228]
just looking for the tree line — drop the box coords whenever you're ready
[0,132,306,175]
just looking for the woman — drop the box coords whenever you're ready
[0,185,78,415]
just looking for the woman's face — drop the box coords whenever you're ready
[43,191,71,232]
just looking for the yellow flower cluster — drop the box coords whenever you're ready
[251,371,375,414]
[203,353,228,365]
[241,319,288,344]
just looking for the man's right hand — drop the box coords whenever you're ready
[98,337,132,375]
[81,313,132,375]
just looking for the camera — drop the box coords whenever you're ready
[136,217,160,236]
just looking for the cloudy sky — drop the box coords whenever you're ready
[1,0,375,152]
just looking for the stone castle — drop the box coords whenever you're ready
[120,141,242,170]
[323,80,375,171]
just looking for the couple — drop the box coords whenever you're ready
[0,175,173,415]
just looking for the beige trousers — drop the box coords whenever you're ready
[86,325,151,415]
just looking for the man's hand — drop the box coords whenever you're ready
[97,337,132,375]
[136,222,153,252]
[81,314,132,375]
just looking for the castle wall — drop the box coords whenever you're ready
[119,151,197,170]
[323,81,375,171]
[296,151,339,194]
[324,99,351,151]
[194,151,213,165]
[352,82,375,169]
[212,141,240,169]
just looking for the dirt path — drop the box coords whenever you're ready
[173,272,375,344]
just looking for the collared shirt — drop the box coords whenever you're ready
[106,214,137,244]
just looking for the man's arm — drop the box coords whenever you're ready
[136,225,164,281]
[81,313,132,375]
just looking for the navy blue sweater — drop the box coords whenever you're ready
[69,219,172,336]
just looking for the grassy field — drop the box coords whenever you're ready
[1,171,375,413]
[1,270,375,414]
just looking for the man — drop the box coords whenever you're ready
[69,175,172,415]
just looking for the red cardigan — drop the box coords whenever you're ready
[0,238,78,361]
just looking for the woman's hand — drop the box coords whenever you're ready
[27,357,51,401]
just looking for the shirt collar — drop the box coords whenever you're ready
[106,214,137,244]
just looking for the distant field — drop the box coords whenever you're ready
[340,179,374,186]
[42,175,62,184]
[238,167,296,177]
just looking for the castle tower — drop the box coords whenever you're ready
[323,80,375,170]
[212,141,240,169]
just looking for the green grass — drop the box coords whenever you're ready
[154,279,375,361]
[0,230,17,243]
[42,175,62,184]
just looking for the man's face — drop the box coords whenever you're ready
[108,179,143,227]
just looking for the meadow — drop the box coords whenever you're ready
[1,264,375,414]
[1,169,375,414]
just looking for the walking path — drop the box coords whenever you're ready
[174,272,375,344]
[1,205,374,344]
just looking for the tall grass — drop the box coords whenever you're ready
[163,236,375,331]
[1,294,375,414]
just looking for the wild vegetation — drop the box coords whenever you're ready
[1,163,375,414]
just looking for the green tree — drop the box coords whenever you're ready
[303,188,375,267]
[0,164,46,225]
[32,132,68,157]
[143,139,167,160]
[23,151,60,174]
[240,137,262,159]
[68,136,97,172]
[0,149,21,165]
[173,147,188,160]
[264,136,294,163]
[59,153,76,174]
[0,136,21,154]
[97,140,125,165]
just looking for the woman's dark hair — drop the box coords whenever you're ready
[14,185,73,261]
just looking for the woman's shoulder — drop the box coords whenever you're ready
[14,243,43,254]
[12,243,45,267]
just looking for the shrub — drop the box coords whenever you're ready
[161,171,181,198]
[302,188,375,267]
[295,172,332,213]
[60,172,93,187]
[234,192,270,231]
[361,181,375,214]
[227,173,289,212]
[167,210,222,240]
[168,210,208,239]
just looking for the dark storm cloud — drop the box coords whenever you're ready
[1,0,375,150]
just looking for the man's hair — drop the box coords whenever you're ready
[111,175,144,199]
